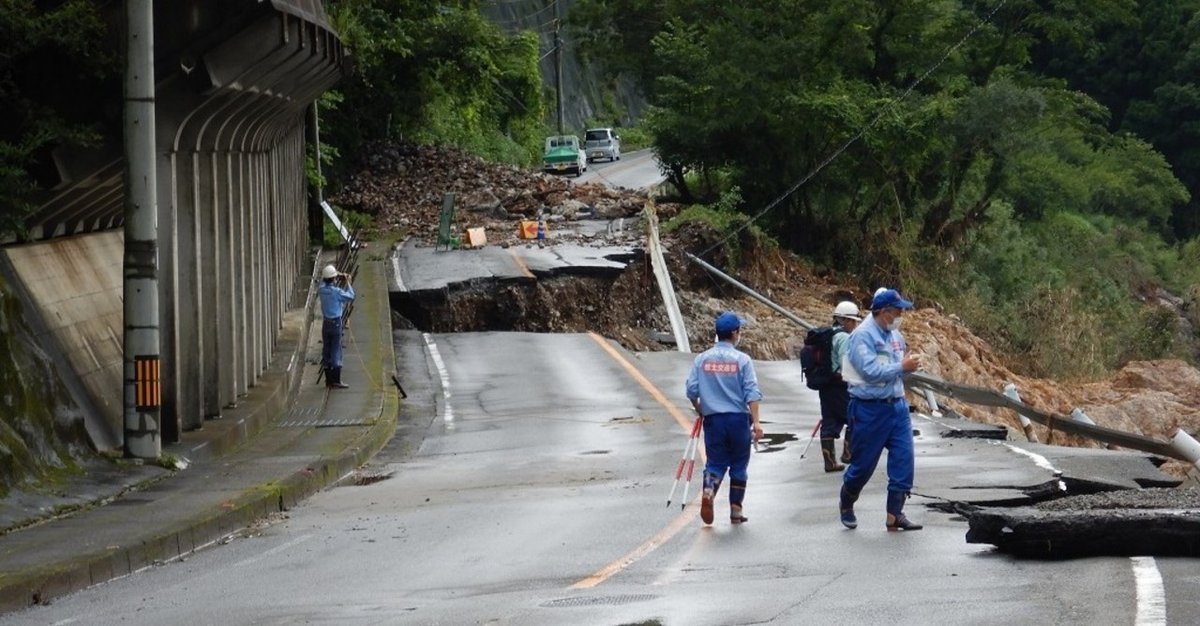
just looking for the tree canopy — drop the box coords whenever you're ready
[322,0,547,183]
[0,0,117,240]
[572,0,1199,376]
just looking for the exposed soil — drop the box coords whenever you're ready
[335,141,1200,478]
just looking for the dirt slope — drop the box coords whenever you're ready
[333,142,1200,474]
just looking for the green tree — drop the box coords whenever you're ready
[0,0,118,240]
[578,0,1196,375]
[1030,0,1200,238]
[322,0,546,186]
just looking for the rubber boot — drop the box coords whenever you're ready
[327,367,349,389]
[821,439,845,472]
[841,435,852,464]
[886,490,923,531]
[729,479,748,524]
[839,485,859,529]
[700,473,722,525]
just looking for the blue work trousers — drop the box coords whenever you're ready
[322,318,344,369]
[703,412,752,485]
[842,398,914,495]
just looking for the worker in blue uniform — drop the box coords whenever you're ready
[839,288,923,531]
[686,311,764,525]
[318,264,355,389]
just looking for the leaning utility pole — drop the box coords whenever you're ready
[123,0,162,458]
[553,0,564,134]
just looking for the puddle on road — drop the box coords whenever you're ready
[754,431,797,453]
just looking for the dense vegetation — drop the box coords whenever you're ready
[2,1,1198,379]
[320,0,547,184]
[0,0,118,241]
[571,0,1200,378]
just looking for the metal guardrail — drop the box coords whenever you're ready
[684,253,1198,465]
[904,372,1183,460]
[644,206,690,353]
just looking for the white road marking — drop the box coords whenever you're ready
[1000,442,1060,474]
[232,534,313,569]
[422,333,453,423]
[1132,556,1166,625]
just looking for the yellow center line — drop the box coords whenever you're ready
[508,249,535,279]
[571,504,697,589]
[572,332,702,589]
[586,332,694,430]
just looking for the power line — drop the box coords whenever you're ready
[489,0,557,26]
[696,0,1010,260]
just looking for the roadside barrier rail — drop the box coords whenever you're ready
[684,251,1200,470]
[904,372,1186,461]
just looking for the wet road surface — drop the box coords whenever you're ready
[7,331,1190,625]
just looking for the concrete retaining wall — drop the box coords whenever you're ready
[3,231,123,450]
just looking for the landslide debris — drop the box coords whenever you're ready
[333,141,655,247]
[334,142,1200,476]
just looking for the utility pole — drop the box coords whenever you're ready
[123,0,161,459]
[553,0,564,134]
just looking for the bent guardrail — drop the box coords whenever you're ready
[904,371,1200,466]
[684,254,1200,472]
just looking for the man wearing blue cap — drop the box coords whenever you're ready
[686,311,764,525]
[838,288,924,531]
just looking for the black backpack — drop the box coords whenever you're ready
[799,326,840,390]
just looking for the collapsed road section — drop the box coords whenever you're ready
[964,487,1200,558]
[388,238,671,344]
[916,413,1197,558]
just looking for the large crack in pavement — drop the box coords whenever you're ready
[921,417,1197,558]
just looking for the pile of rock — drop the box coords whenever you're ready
[330,141,651,245]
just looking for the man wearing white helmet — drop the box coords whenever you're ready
[816,301,862,472]
[318,264,355,389]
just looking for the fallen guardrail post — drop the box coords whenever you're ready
[1170,429,1200,473]
[922,388,942,418]
[1003,383,1039,443]
[1071,408,1114,449]
[645,205,691,353]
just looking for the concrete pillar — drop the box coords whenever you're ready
[1003,383,1038,443]
[251,151,265,379]
[175,152,203,431]
[122,0,161,458]
[156,150,180,443]
[234,151,250,392]
[197,150,221,419]
[218,150,236,407]
[268,143,282,339]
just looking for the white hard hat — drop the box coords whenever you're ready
[321,264,339,279]
[833,300,862,321]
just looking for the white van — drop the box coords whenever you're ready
[584,128,621,163]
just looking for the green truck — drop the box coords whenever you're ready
[542,135,587,177]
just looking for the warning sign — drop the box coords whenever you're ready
[519,220,540,239]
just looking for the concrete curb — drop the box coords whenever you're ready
[0,254,400,614]
[0,387,398,613]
